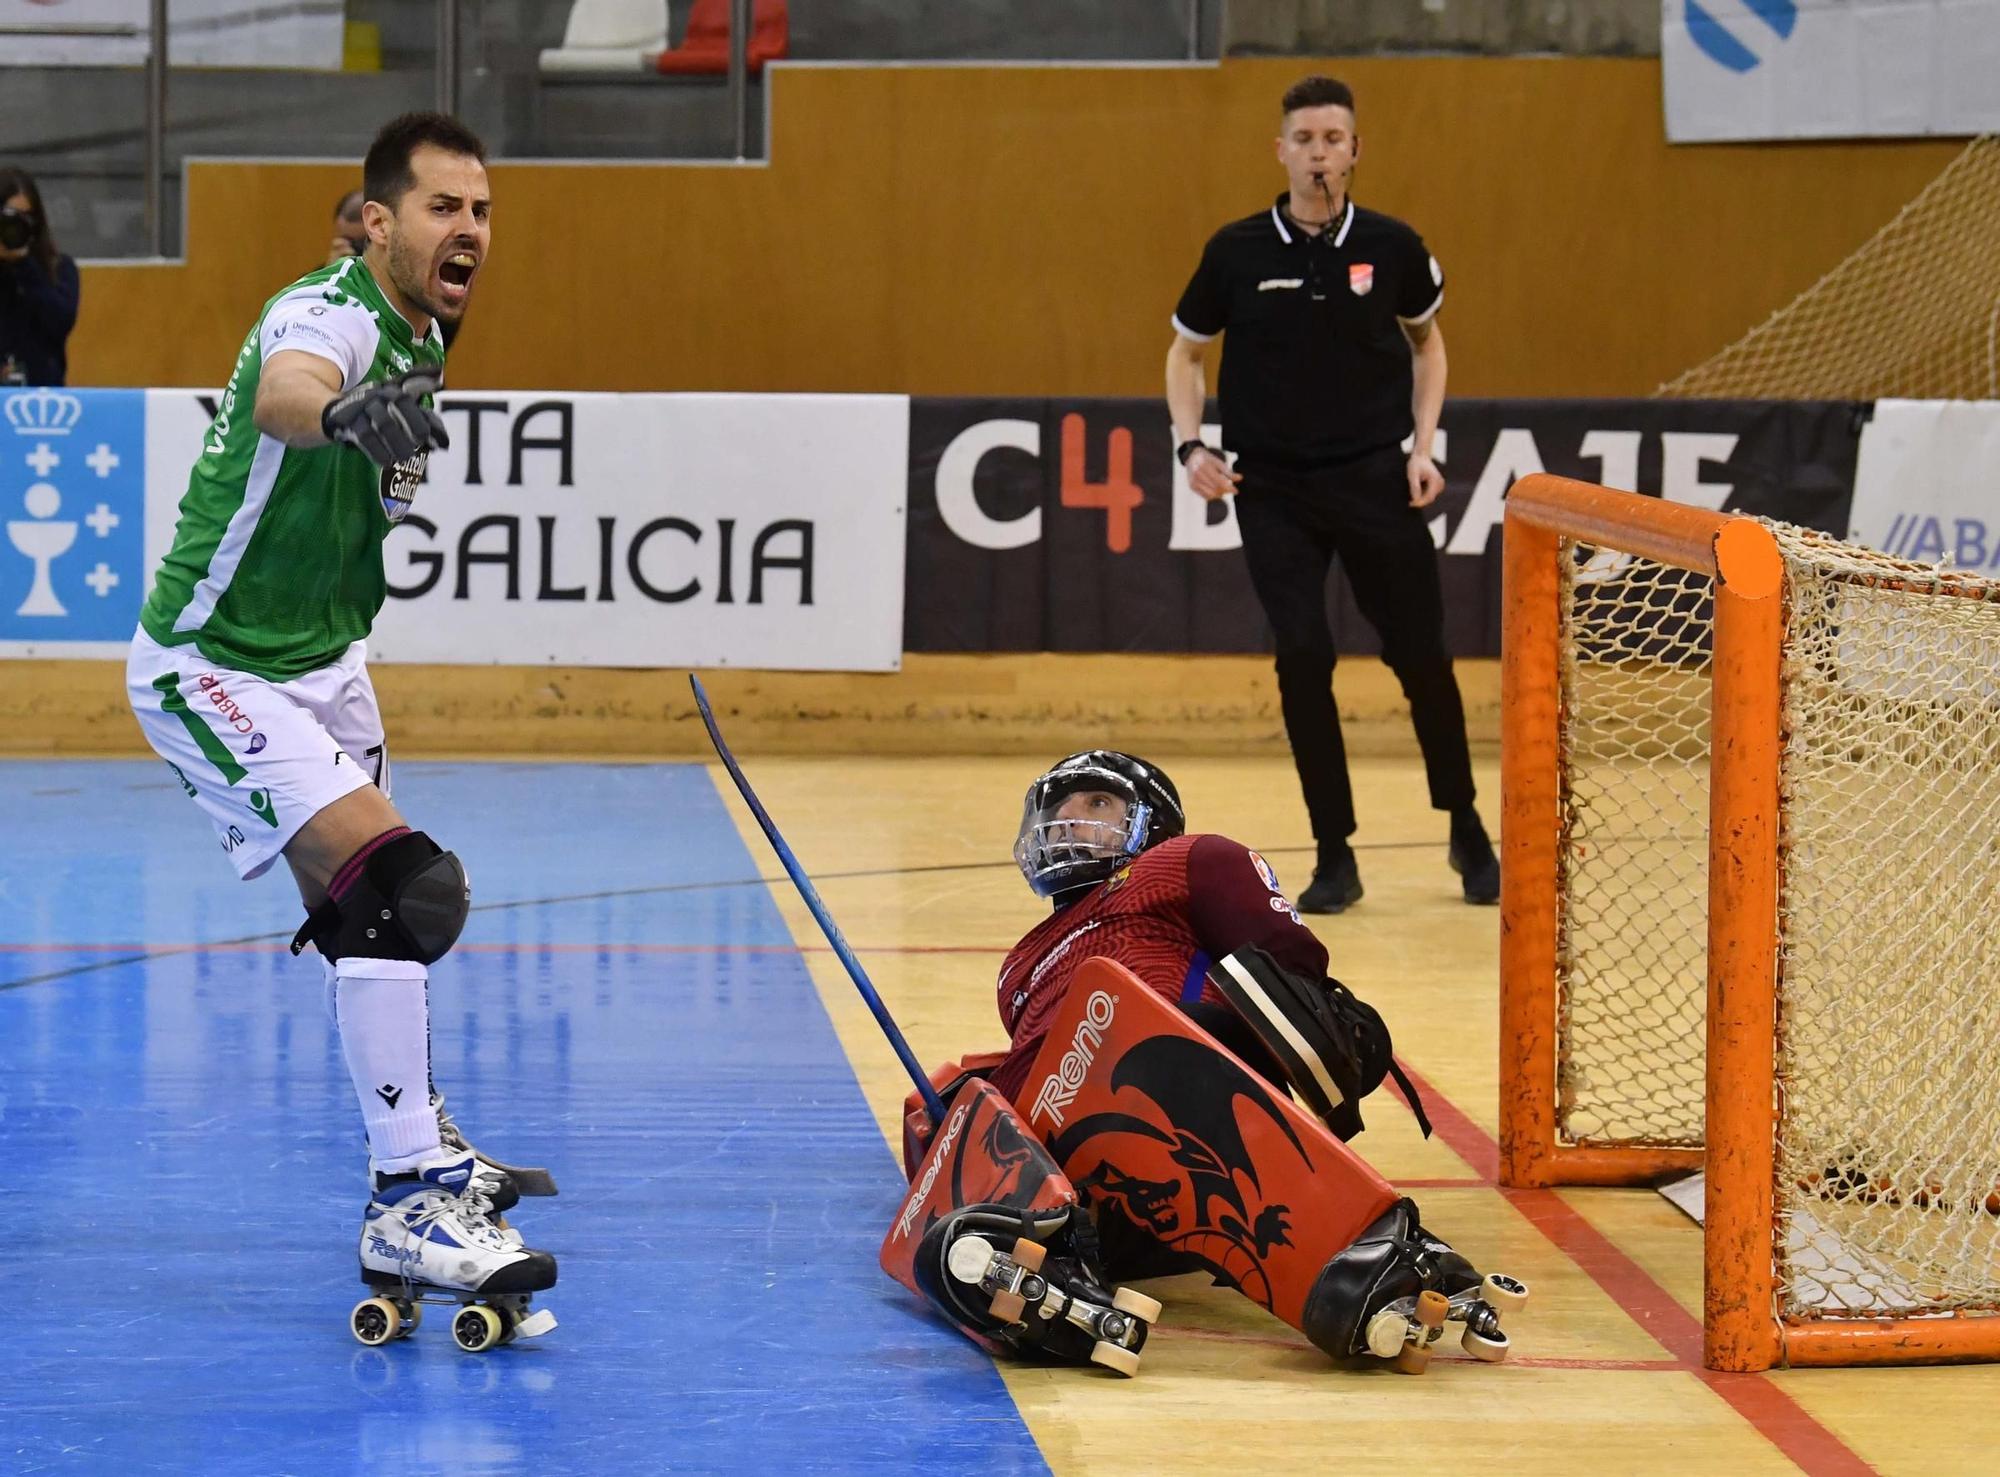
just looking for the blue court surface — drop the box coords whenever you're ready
[1,760,1048,1475]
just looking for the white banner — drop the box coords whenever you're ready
[1848,399,2000,570]
[1663,0,2000,141]
[132,390,910,672]
[0,0,344,69]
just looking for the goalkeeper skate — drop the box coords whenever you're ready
[350,1150,559,1353]
[1312,1198,1530,1373]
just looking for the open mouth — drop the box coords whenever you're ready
[437,251,477,295]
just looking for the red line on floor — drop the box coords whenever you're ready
[1389,1057,1873,1477]
[1165,1323,1683,1371]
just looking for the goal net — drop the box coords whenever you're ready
[1657,135,2000,400]
[1499,475,2000,1371]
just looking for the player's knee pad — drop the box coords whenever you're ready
[289,830,470,965]
[1208,946,1430,1141]
[1299,1196,1475,1360]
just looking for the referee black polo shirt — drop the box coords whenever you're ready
[1173,194,1443,470]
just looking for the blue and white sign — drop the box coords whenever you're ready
[1663,0,2000,141]
[0,388,147,657]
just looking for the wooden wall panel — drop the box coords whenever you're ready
[71,59,1961,398]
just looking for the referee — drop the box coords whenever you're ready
[1164,74,1498,914]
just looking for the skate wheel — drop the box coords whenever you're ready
[1481,1273,1529,1311]
[452,1303,504,1352]
[1415,1289,1451,1329]
[396,1301,422,1338]
[1393,1340,1434,1375]
[1089,1339,1142,1377]
[1010,1238,1047,1273]
[1364,1308,1408,1360]
[1110,1287,1162,1324]
[351,1297,402,1347]
[989,1289,1027,1323]
[1462,1324,1510,1362]
[946,1235,998,1286]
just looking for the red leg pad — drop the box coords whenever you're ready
[1013,957,1398,1334]
[880,1078,1078,1306]
[900,1051,1010,1178]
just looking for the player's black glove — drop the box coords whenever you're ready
[320,367,449,467]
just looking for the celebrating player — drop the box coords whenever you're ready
[882,751,1524,1374]
[125,113,557,1339]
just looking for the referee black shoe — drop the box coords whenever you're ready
[1449,807,1500,905]
[1299,846,1364,914]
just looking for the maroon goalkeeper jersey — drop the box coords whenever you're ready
[989,834,1328,1101]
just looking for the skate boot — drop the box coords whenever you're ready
[1302,1197,1529,1372]
[350,1150,559,1352]
[432,1091,561,1208]
[916,1205,1160,1376]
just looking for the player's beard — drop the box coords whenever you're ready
[383,230,460,326]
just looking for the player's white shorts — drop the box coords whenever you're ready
[125,627,390,881]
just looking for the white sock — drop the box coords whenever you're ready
[334,957,442,1172]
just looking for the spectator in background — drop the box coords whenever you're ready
[327,187,367,265]
[0,166,81,386]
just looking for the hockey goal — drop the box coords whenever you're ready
[1497,474,2000,1372]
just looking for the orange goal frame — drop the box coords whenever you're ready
[1497,473,2000,1372]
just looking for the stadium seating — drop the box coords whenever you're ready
[654,0,788,75]
[539,0,671,75]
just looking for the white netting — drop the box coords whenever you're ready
[1553,521,2000,1320]
[1657,136,2000,400]
[1769,525,2000,1318]
[1555,550,1713,1147]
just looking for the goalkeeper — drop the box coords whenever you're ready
[883,752,1529,1375]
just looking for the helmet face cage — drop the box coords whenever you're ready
[1013,751,1184,898]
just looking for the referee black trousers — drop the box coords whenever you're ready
[1233,450,1475,848]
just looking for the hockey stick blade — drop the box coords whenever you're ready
[690,674,949,1125]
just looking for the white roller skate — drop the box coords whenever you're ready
[351,1151,559,1353]
[365,1094,555,1229]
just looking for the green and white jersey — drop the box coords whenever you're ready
[139,257,446,681]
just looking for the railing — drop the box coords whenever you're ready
[1,1,1213,259]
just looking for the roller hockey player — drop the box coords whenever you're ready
[882,751,1524,1374]
[125,114,555,1350]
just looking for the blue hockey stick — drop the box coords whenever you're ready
[691,674,949,1125]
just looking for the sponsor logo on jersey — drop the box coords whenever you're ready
[1247,850,1282,894]
[1030,989,1117,1129]
[1102,862,1133,895]
[380,449,429,524]
[1349,263,1374,296]
[1027,919,1103,995]
[247,732,267,755]
[1257,277,1304,292]
[894,1100,970,1240]
[1268,894,1302,924]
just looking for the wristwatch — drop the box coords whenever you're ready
[1176,439,1214,466]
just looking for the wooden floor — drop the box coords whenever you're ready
[716,751,2000,1477]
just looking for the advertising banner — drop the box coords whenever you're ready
[904,397,1865,656]
[1663,0,2000,141]
[5,388,910,672]
[1848,399,2000,570]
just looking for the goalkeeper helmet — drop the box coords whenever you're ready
[1013,750,1185,899]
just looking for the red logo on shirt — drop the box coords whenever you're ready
[1349,263,1374,296]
